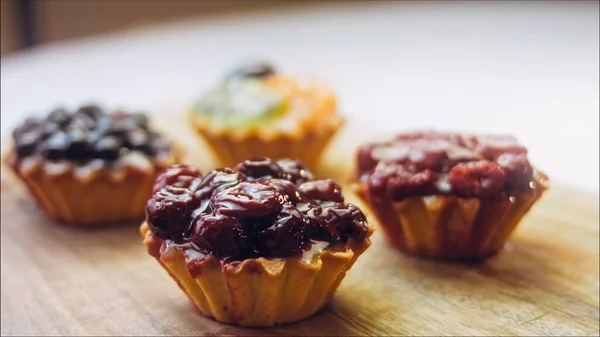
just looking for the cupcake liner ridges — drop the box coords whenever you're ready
[141,222,373,327]
[353,178,548,260]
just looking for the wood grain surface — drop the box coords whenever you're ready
[1,113,599,336]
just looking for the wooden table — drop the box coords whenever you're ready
[1,117,599,336]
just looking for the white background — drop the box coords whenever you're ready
[1,1,598,193]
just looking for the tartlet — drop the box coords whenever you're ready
[189,62,344,168]
[351,131,548,260]
[4,105,180,225]
[141,157,373,326]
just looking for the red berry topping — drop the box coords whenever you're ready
[449,160,506,198]
[496,152,534,190]
[358,131,537,199]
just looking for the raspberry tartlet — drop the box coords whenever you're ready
[189,62,344,168]
[351,131,548,260]
[4,105,181,224]
[141,157,373,326]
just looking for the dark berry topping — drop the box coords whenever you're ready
[47,108,71,126]
[76,104,103,119]
[256,205,308,257]
[266,178,304,204]
[146,186,201,240]
[235,157,281,180]
[153,164,203,193]
[305,203,368,242]
[196,168,245,199]
[65,129,91,161]
[228,62,276,79]
[93,136,122,160]
[299,179,344,203]
[358,131,537,199]
[11,104,171,163]
[41,132,70,160]
[191,214,252,262]
[212,182,285,218]
[276,159,314,184]
[145,158,370,263]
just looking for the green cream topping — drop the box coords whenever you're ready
[194,78,287,128]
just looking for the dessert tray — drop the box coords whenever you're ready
[1,112,598,336]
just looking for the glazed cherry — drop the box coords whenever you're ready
[191,214,252,260]
[266,178,304,204]
[335,204,369,241]
[212,181,285,218]
[235,157,281,180]
[298,179,344,203]
[153,164,203,193]
[196,168,245,199]
[276,159,314,184]
[145,159,371,262]
[305,205,340,242]
[306,203,368,242]
[256,205,307,257]
[146,186,201,240]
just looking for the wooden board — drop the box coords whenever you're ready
[2,113,599,336]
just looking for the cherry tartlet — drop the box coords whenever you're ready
[351,130,548,260]
[140,157,373,326]
[4,105,181,224]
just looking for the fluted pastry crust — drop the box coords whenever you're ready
[141,221,373,326]
[352,171,548,260]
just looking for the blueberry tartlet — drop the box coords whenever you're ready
[4,105,181,224]
[190,62,344,168]
[351,131,548,260]
[140,157,373,326]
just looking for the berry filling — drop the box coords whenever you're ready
[11,105,171,163]
[146,157,369,263]
[357,131,537,199]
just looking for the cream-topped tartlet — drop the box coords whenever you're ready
[5,105,181,224]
